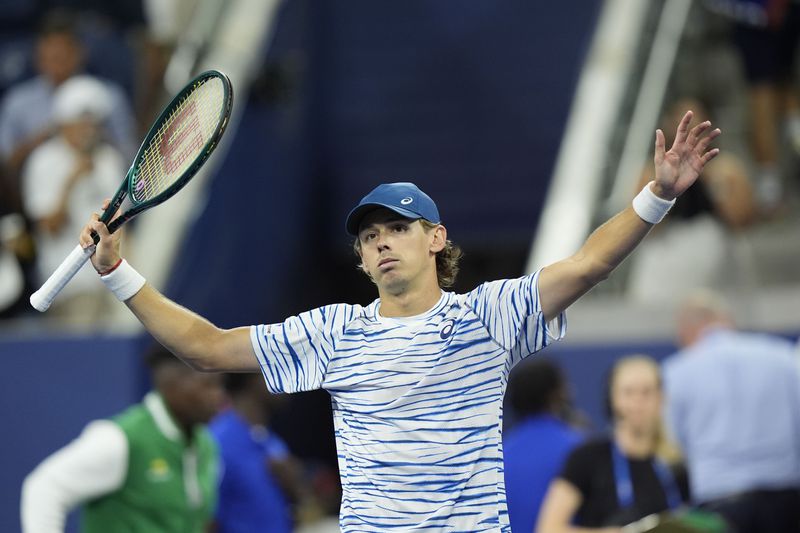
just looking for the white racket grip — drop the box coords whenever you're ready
[30,243,95,312]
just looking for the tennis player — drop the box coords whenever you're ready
[80,111,719,532]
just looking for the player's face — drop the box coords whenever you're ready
[610,361,662,433]
[357,209,444,293]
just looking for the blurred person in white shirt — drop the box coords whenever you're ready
[22,75,124,327]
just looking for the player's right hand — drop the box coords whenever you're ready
[79,198,122,274]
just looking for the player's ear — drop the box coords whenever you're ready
[429,224,446,254]
[356,251,372,279]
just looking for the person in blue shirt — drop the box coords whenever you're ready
[503,358,583,533]
[663,290,800,533]
[210,373,302,533]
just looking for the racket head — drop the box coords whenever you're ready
[105,70,233,231]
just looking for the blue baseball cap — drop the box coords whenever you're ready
[345,182,441,235]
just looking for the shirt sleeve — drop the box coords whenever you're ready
[558,441,597,499]
[465,269,566,362]
[21,420,128,533]
[264,434,289,461]
[0,90,22,158]
[250,303,358,394]
[661,361,688,453]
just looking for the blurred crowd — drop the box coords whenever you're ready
[626,0,800,305]
[0,2,190,324]
[506,291,800,533]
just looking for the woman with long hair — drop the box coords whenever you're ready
[536,356,685,532]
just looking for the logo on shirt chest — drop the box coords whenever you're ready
[440,319,456,339]
[146,457,173,483]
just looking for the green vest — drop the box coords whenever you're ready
[82,393,218,533]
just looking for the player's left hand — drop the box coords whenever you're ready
[79,198,123,273]
[652,110,720,200]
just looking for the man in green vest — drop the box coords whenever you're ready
[21,346,224,532]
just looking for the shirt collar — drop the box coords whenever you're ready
[144,391,183,442]
[696,324,732,343]
[372,290,448,323]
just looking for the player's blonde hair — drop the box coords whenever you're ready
[353,219,463,288]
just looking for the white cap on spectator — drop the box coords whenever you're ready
[52,75,112,125]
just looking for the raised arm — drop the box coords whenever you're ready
[538,111,720,321]
[79,211,258,372]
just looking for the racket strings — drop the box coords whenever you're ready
[133,77,225,203]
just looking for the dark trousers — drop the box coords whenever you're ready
[700,488,800,533]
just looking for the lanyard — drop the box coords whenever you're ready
[611,441,681,510]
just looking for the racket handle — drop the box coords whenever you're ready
[29,243,96,312]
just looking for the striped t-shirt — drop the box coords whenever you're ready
[250,270,566,532]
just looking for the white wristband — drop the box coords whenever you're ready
[632,181,676,224]
[100,259,146,302]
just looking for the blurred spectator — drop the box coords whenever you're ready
[627,98,756,305]
[503,358,584,533]
[21,75,124,326]
[705,0,800,211]
[0,215,24,314]
[536,356,687,532]
[21,346,224,533]
[0,10,136,179]
[0,200,34,318]
[663,290,800,533]
[210,373,311,533]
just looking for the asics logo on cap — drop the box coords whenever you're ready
[400,197,413,205]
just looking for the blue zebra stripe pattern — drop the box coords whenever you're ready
[250,270,566,531]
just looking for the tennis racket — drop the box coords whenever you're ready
[30,69,233,312]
